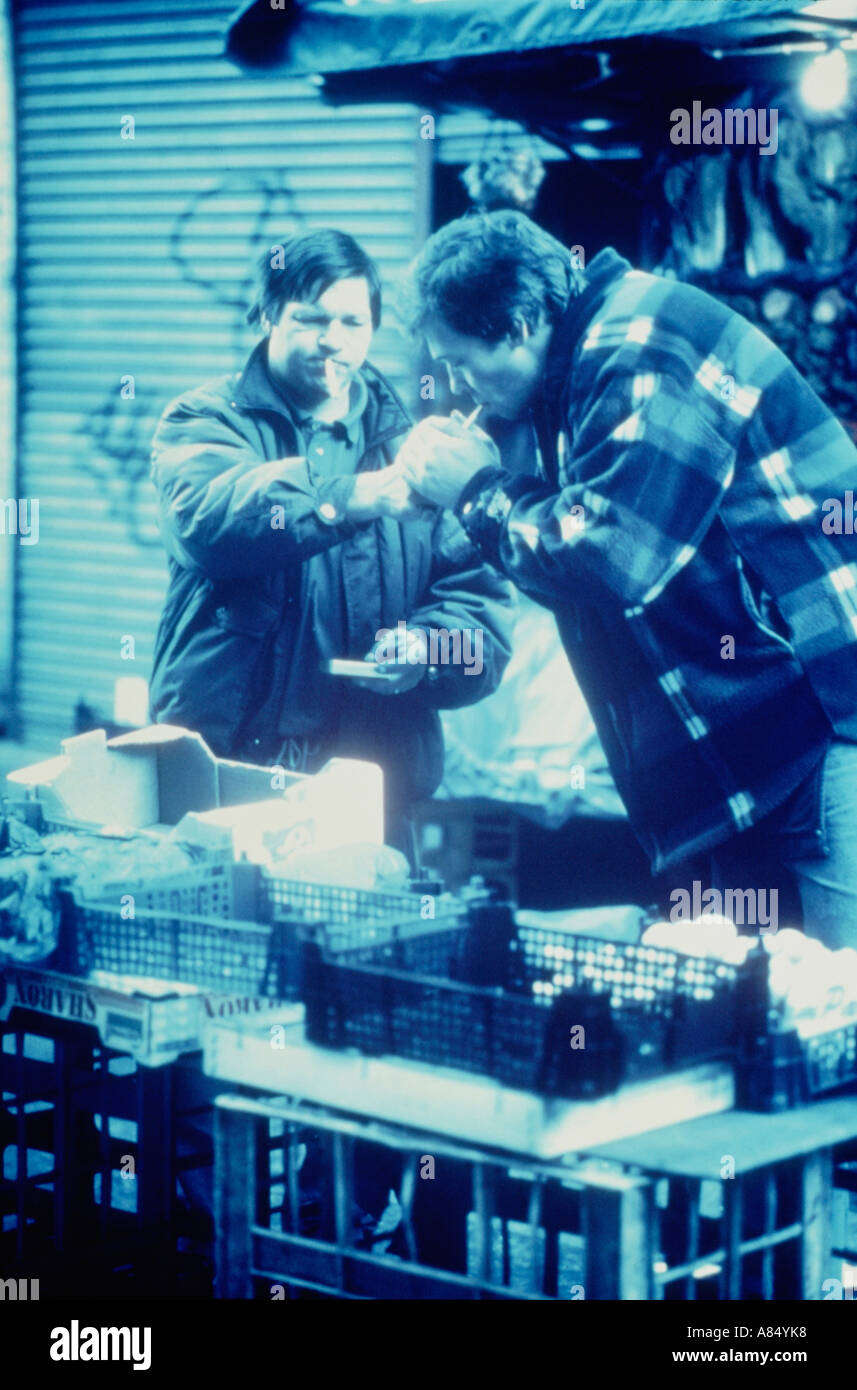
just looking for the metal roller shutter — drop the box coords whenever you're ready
[14,0,427,747]
[0,1,15,727]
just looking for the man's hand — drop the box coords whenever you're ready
[346,462,429,523]
[396,415,501,510]
[350,627,428,695]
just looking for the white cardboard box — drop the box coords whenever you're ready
[5,725,384,856]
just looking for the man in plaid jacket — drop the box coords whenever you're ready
[399,210,857,943]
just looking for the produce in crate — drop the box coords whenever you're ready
[268,842,410,891]
[762,931,857,1031]
[641,915,857,1032]
[40,829,200,898]
[0,853,60,962]
[0,808,200,963]
[641,914,754,965]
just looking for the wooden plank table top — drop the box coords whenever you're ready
[202,1011,735,1158]
[583,1094,857,1178]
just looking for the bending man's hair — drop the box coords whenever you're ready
[404,209,585,343]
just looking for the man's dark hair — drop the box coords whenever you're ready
[405,210,584,343]
[247,229,382,331]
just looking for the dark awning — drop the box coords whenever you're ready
[226,0,841,77]
[225,0,857,154]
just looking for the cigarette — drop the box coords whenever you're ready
[461,404,483,429]
[324,358,339,394]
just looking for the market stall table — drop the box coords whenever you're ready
[582,1099,857,1299]
[205,1013,857,1300]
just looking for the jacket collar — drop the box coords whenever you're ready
[541,247,632,404]
[230,339,409,445]
[230,338,283,412]
[288,372,369,446]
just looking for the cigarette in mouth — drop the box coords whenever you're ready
[324,358,340,394]
[461,404,483,429]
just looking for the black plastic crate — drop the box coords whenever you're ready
[303,908,470,974]
[54,871,458,1002]
[738,1018,857,1112]
[299,904,759,1099]
[0,1009,215,1298]
[457,901,761,1076]
[55,887,304,999]
[262,874,428,936]
[301,946,627,1098]
[507,909,746,1012]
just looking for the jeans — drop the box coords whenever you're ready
[705,738,857,947]
[789,739,857,948]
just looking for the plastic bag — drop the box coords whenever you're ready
[0,852,61,964]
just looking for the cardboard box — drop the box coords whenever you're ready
[0,963,203,1067]
[0,962,305,1068]
[171,757,385,865]
[5,724,313,831]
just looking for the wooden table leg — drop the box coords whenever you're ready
[136,1062,174,1243]
[214,1101,255,1298]
[332,1131,355,1296]
[723,1177,743,1299]
[801,1148,834,1300]
[580,1169,653,1300]
[470,1158,498,1293]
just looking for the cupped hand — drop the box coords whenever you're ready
[395,418,500,509]
[347,462,432,523]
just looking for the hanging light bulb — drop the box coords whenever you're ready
[800,46,849,112]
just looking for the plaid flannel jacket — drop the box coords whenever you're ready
[456,248,857,876]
